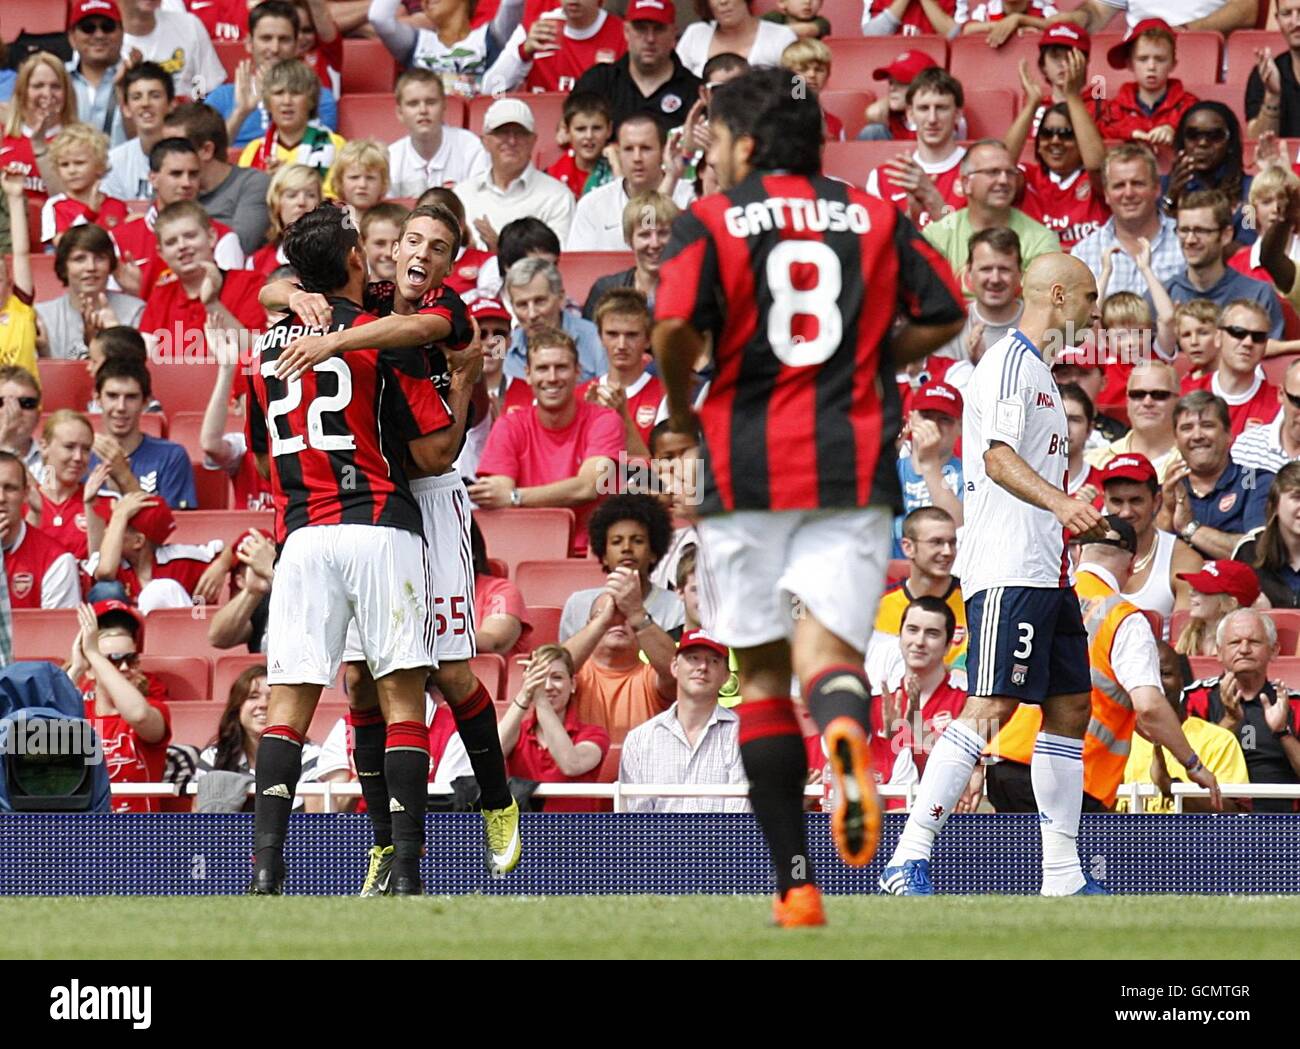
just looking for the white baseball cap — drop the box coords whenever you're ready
[483,98,535,134]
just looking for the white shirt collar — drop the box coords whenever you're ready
[1078,562,1121,592]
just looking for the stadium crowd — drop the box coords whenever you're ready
[0,0,1298,815]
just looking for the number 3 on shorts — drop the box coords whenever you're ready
[766,240,842,367]
[1013,622,1034,659]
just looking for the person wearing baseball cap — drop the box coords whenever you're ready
[1173,559,1261,656]
[618,627,745,813]
[573,0,702,133]
[1023,22,1096,123]
[454,97,575,251]
[70,598,173,813]
[860,50,938,142]
[1096,19,1196,144]
[67,1,129,147]
[89,489,230,610]
[896,381,964,556]
[1099,451,1203,623]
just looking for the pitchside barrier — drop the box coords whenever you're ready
[1,784,1297,896]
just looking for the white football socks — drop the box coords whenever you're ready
[889,719,985,865]
[1032,732,1086,896]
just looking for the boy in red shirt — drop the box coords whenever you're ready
[1097,19,1198,147]
[40,124,127,247]
[581,287,662,457]
[71,600,172,813]
[545,92,614,199]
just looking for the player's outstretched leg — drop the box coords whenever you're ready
[346,665,396,896]
[1034,693,1101,896]
[251,684,321,894]
[378,668,435,896]
[434,661,520,877]
[880,696,1014,896]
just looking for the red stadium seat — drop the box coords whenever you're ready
[150,361,219,416]
[168,411,213,463]
[822,140,907,186]
[11,608,81,663]
[467,93,568,168]
[597,742,621,783]
[169,509,275,547]
[487,557,509,578]
[141,607,226,658]
[821,91,875,141]
[505,652,526,706]
[37,360,95,414]
[1262,354,1300,387]
[169,703,222,747]
[193,467,232,510]
[1179,82,1244,112]
[949,32,1047,96]
[751,0,866,36]
[1224,30,1277,95]
[212,654,272,708]
[138,656,213,702]
[1088,32,1224,97]
[474,507,575,576]
[962,89,1017,140]
[0,0,69,35]
[822,36,947,81]
[337,92,404,143]
[1140,609,1164,639]
[470,652,507,702]
[557,252,635,306]
[1188,656,1219,683]
[214,40,245,81]
[1269,657,1300,690]
[886,559,911,588]
[26,198,41,254]
[30,254,60,303]
[341,38,398,94]
[515,558,607,607]
[525,604,562,648]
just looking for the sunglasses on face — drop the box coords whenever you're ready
[104,651,138,667]
[0,396,39,410]
[1285,390,1300,411]
[1220,324,1269,345]
[1128,388,1175,402]
[76,18,119,34]
[1183,127,1229,144]
[1039,126,1076,141]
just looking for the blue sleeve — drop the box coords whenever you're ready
[504,331,528,380]
[160,445,198,510]
[1244,470,1274,530]
[206,83,234,117]
[318,89,338,131]
[578,323,607,382]
[1266,292,1284,338]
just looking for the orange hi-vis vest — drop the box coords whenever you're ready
[984,569,1142,807]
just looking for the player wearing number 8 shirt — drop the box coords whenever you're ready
[245,203,457,897]
[881,253,1111,900]
[653,67,967,928]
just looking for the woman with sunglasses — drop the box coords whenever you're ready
[1005,61,1109,252]
[1164,103,1252,247]
[67,599,173,813]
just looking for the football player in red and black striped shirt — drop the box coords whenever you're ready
[654,68,967,927]
[261,206,523,885]
[246,204,459,896]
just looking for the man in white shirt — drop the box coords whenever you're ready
[102,61,175,201]
[66,0,131,147]
[619,629,747,813]
[565,113,690,252]
[120,0,227,99]
[386,69,489,198]
[1232,357,1300,475]
[455,98,575,251]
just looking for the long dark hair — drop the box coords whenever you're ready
[1174,101,1244,208]
[209,665,268,771]
[1255,462,1300,573]
[1035,102,1077,172]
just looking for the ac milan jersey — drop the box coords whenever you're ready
[41,193,128,244]
[1019,165,1109,251]
[656,172,966,515]
[865,147,966,229]
[247,297,454,542]
[953,328,1072,596]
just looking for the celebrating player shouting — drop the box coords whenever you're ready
[247,204,457,896]
[881,253,1111,898]
[267,205,522,889]
[654,67,967,928]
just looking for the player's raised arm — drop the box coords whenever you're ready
[891,214,968,365]
[275,312,454,380]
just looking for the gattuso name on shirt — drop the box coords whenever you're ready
[723,197,871,239]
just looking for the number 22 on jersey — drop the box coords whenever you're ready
[260,358,358,457]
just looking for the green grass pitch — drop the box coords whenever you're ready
[3,895,1299,959]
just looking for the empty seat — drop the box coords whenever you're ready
[823,140,908,186]
[1263,354,1299,387]
[213,40,245,81]
[140,607,225,659]
[169,509,275,547]
[597,742,621,784]
[150,361,219,416]
[193,467,232,510]
[169,703,222,748]
[886,559,911,588]
[139,656,213,702]
[556,252,635,306]
[337,92,405,143]
[474,507,575,576]
[341,38,398,94]
[962,89,1017,140]
[950,32,1046,96]
[11,609,81,663]
[212,653,271,707]
[30,254,60,303]
[37,360,95,414]
[470,652,507,702]
[1224,29,1276,94]
[525,604,562,648]
[515,558,607,608]
[0,0,70,34]
[1178,82,1242,113]
[821,90,874,141]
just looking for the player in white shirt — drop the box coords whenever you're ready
[882,252,1110,898]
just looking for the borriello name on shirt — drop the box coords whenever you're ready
[723,198,871,239]
[255,322,347,353]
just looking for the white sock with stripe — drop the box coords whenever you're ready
[1032,732,1086,896]
[889,719,986,865]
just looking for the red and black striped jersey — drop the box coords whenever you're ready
[655,172,966,515]
[247,296,454,542]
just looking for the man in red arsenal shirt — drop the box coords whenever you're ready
[246,203,457,896]
[483,0,627,94]
[865,68,967,230]
[137,201,266,376]
[1210,301,1281,438]
[0,453,80,609]
[582,287,662,458]
[71,600,171,814]
[654,68,966,927]
[110,138,245,297]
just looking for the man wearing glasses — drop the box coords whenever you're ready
[0,366,42,473]
[1209,300,1281,438]
[1162,190,1285,339]
[1087,361,1181,481]
[66,0,131,148]
[922,139,1060,286]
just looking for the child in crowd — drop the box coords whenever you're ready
[237,59,343,182]
[545,92,613,200]
[861,51,963,143]
[1094,286,1175,423]
[333,138,390,220]
[361,202,409,284]
[1097,18,1198,145]
[957,0,1057,43]
[246,163,323,277]
[41,125,127,247]
[0,166,37,377]
[1175,299,1221,394]
[763,0,831,39]
[780,39,842,141]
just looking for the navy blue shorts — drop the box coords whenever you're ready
[965,586,1090,703]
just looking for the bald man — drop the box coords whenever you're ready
[882,253,1111,898]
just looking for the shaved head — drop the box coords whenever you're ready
[1022,253,1097,303]
[1018,252,1100,353]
